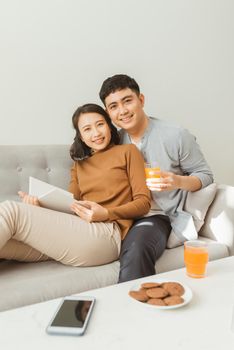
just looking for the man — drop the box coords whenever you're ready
[99,74,213,283]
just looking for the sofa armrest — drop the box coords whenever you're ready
[199,184,234,255]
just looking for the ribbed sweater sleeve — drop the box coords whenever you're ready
[68,162,81,200]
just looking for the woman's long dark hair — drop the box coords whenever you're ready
[70,103,120,161]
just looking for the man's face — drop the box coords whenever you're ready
[105,88,145,132]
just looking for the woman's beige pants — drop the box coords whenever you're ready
[0,201,121,266]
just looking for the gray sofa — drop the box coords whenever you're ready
[0,145,234,311]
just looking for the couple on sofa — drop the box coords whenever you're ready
[0,74,213,283]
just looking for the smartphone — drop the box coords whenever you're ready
[46,296,95,336]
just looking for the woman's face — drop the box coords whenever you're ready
[78,112,112,152]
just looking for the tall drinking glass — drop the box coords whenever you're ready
[144,162,161,179]
[184,240,209,278]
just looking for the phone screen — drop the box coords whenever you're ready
[51,300,93,328]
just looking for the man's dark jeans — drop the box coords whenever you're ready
[118,215,171,283]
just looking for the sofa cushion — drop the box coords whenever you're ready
[167,183,217,248]
[185,183,217,231]
[200,184,234,255]
[0,260,119,311]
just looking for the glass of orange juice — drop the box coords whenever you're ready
[144,162,161,179]
[184,240,209,278]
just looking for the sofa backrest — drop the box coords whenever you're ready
[1,145,234,254]
[0,145,73,202]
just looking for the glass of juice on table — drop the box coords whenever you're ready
[184,240,209,278]
[144,162,161,179]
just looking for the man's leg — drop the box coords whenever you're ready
[118,215,171,283]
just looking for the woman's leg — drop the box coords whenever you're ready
[0,200,121,266]
[0,239,49,262]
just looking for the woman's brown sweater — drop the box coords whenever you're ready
[69,144,151,239]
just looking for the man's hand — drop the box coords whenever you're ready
[146,171,202,192]
[71,201,109,222]
[146,171,181,192]
[18,191,41,206]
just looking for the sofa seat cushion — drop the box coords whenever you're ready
[0,260,119,312]
[156,236,229,274]
[1,237,228,312]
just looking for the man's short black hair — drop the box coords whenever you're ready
[99,74,140,105]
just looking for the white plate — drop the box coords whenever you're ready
[129,278,193,310]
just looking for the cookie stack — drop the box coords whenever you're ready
[129,282,185,306]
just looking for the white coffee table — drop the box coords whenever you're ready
[1,256,234,350]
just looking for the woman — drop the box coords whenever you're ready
[0,104,150,266]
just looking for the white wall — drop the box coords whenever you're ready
[0,0,233,185]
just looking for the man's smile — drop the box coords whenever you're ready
[120,114,134,123]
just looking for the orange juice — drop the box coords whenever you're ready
[144,166,161,179]
[184,242,209,278]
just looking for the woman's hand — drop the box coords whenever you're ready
[146,171,181,192]
[18,191,41,206]
[71,201,109,222]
